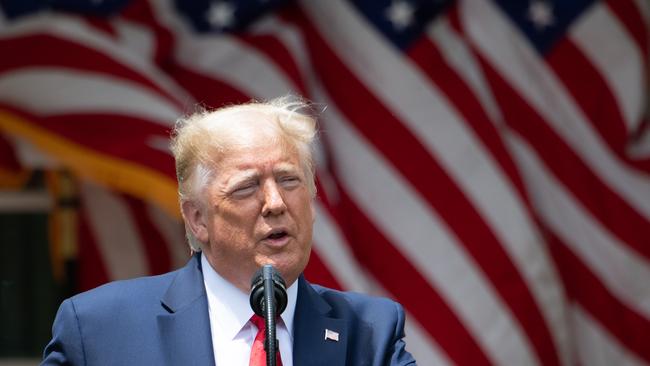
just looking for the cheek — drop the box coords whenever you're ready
[295,199,315,234]
[213,203,260,236]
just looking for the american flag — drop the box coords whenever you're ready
[0,0,649,364]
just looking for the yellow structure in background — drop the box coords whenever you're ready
[45,171,78,282]
[0,110,180,219]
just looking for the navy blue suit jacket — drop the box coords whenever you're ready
[42,254,416,365]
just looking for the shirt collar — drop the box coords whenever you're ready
[201,253,298,340]
[281,278,298,338]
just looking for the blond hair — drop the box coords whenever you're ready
[170,95,318,251]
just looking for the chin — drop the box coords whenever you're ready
[256,251,307,279]
[273,261,301,285]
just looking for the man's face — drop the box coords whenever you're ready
[187,124,314,292]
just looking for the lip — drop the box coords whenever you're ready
[260,227,291,247]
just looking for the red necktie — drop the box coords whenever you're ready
[249,314,283,366]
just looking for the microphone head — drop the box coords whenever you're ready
[249,264,288,317]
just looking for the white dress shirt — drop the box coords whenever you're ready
[201,254,297,366]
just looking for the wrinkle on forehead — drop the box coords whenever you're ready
[217,139,301,180]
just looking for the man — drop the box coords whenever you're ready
[42,97,417,365]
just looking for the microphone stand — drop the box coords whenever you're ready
[250,265,287,366]
[262,265,278,366]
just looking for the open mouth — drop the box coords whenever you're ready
[266,231,288,240]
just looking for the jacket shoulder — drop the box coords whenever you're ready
[310,284,404,325]
[42,269,185,365]
[303,283,416,365]
[69,270,179,317]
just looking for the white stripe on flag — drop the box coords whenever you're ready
[461,0,650,219]
[508,133,650,319]
[312,202,372,293]
[572,305,647,366]
[318,88,539,366]
[113,19,158,65]
[631,0,650,26]
[313,202,451,366]
[249,15,311,86]
[174,35,296,99]
[402,312,453,366]
[427,17,574,366]
[303,4,567,364]
[146,203,189,269]
[426,18,503,124]
[0,13,191,103]
[570,3,645,131]
[628,131,650,159]
[80,182,149,279]
[0,68,181,122]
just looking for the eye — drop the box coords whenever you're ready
[231,183,258,197]
[279,176,301,189]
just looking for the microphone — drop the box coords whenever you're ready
[249,265,287,366]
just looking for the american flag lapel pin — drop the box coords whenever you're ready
[324,328,339,342]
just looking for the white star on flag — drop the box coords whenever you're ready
[385,0,415,31]
[206,1,236,29]
[527,0,555,30]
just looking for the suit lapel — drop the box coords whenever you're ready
[156,258,350,365]
[157,254,215,366]
[293,277,349,366]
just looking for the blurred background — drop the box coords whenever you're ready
[0,0,649,365]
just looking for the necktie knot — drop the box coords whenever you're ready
[250,314,266,330]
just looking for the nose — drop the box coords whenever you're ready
[262,180,287,217]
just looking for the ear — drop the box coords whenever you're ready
[181,200,209,244]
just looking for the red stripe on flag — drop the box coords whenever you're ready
[0,35,184,110]
[122,195,172,275]
[335,185,492,366]
[407,36,531,207]
[546,228,650,363]
[547,39,650,172]
[237,33,309,96]
[479,57,650,261]
[313,176,347,226]
[447,3,463,36]
[78,205,110,292]
[0,133,22,174]
[605,0,649,70]
[303,247,343,291]
[121,0,176,66]
[295,10,560,365]
[82,17,118,38]
[408,38,564,366]
[0,108,177,178]
[166,64,250,108]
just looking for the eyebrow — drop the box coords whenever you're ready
[225,162,302,188]
[225,170,259,189]
[273,163,301,176]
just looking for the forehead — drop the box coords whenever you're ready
[218,142,300,172]
[214,117,300,170]
[215,109,276,142]
[213,144,301,189]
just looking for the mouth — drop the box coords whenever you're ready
[262,229,290,246]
